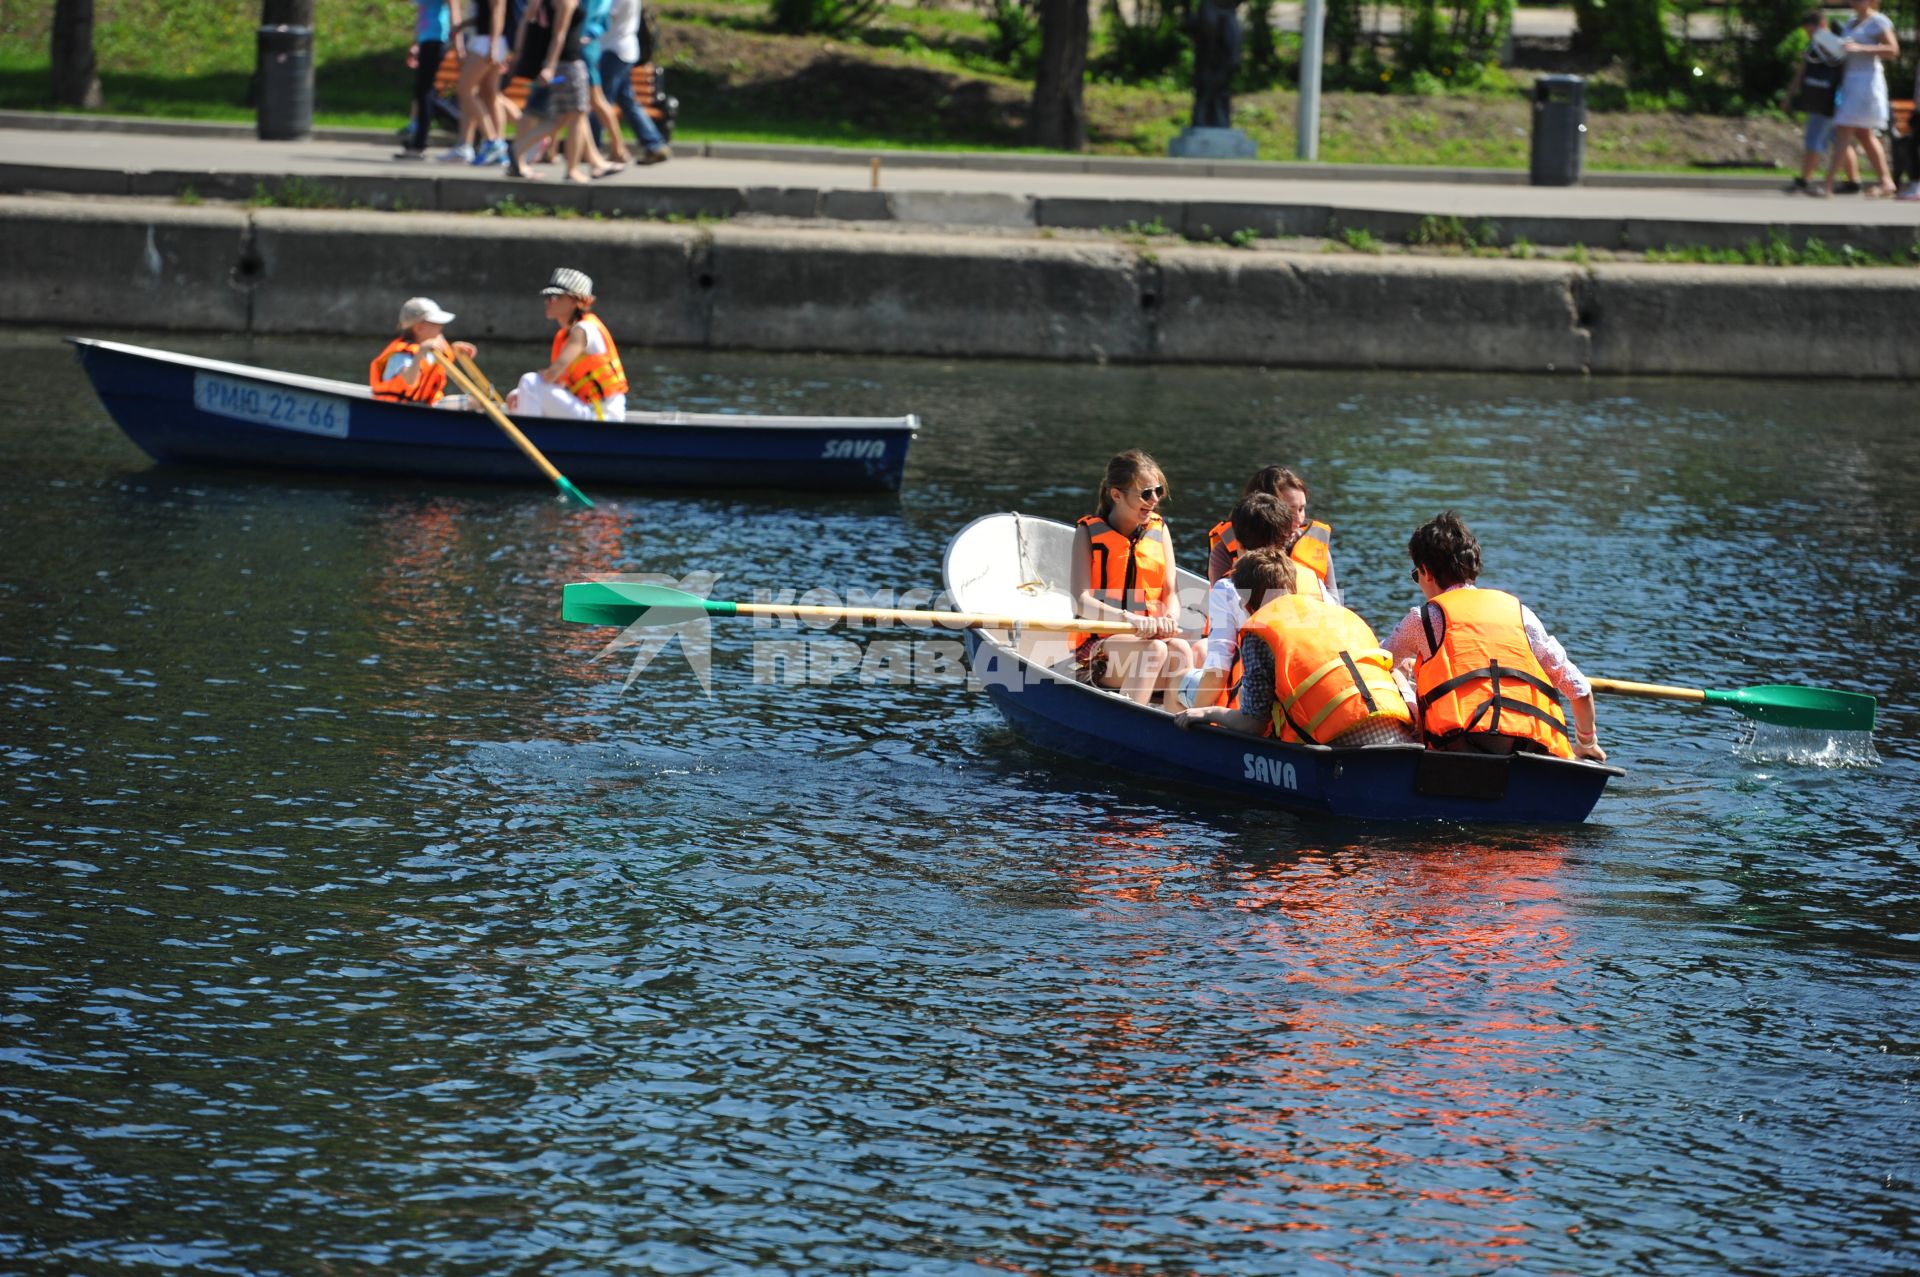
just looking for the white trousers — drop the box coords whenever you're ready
[514,373,626,422]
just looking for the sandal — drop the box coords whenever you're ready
[1865,183,1899,199]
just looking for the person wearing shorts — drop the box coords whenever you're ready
[508,0,616,181]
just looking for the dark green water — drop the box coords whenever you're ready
[3,328,1917,1274]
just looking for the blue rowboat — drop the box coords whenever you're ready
[942,513,1622,823]
[71,338,918,492]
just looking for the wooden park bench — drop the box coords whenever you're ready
[430,47,675,140]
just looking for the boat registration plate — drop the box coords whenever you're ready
[193,374,349,438]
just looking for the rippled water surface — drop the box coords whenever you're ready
[4,329,1918,1274]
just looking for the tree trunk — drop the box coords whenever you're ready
[1031,0,1090,151]
[50,0,103,109]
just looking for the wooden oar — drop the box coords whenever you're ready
[437,350,594,509]
[562,579,1135,635]
[1591,676,1875,733]
[453,351,506,409]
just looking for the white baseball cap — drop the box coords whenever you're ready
[399,297,456,325]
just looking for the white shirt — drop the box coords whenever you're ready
[1202,578,1249,672]
[606,0,641,62]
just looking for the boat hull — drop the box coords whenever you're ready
[73,338,916,492]
[946,513,1620,824]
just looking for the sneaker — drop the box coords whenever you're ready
[1785,176,1808,193]
[639,146,671,165]
[1835,180,1862,194]
[439,143,476,163]
[1897,182,1920,201]
[473,139,510,166]
[393,148,428,161]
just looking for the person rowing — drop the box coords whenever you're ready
[507,267,629,421]
[1070,449,1201,705]
[1174,547,1418,746]
[368,297,478,406]
[1206,464,1340,603]
[1385,511,1606,762]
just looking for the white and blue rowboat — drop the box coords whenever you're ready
[72,338,918,492]
[942,513,1623,823]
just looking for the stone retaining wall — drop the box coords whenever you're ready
[5,197,1917,377]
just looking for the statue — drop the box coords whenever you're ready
[1170,0,1255,158]
[1188,0,1243,131]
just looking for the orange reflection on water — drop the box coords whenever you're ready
[1058,827,1586,1266]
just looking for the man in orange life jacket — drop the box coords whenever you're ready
[508,267,630,421]
[1173,548,1419,747]
[368,297,478,406]
[1384,511,1607,763]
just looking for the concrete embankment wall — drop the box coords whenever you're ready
[6,196,1918,378]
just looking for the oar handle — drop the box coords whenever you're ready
[454,351,506,408]
[1589,677,1707,704]
[725,600,1134,635]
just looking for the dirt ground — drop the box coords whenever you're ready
[655,16,1807,170]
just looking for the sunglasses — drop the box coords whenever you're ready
[1134,485,1167,502]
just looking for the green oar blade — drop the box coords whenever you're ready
[1706,684,1877,733]
[554,476,594,509]
[562,580,736,628]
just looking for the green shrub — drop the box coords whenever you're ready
[769,0,883,36]
[982,0,1041,75]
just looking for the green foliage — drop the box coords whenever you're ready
[1568,242,1592,265]
[1095,0,1189,84]
[1227,226,1260,248]
[1395,0,1513,85]
[768,0,884,36]
[981,0,1041,76]
[1340,226,1382,252]
[1240,0,1287,88]
[1406,213,1502,248]
[247,177,341,209]
[1509,237,1536,259]
[1645,230,1920,267]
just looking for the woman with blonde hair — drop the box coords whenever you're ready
[1823,0,1900,197]
[1069,450,1200,706]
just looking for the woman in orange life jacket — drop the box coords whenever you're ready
[1206,464,1341,605]
[1173,548,1419,746]
[507,267,630,421]
[1070,449,1202,706]
[368,297,479,406]
[1169,492,1291,712]
[1384,511,1607,763]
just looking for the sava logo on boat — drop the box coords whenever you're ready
[1243,753,1297,790]
[821,439,886,460]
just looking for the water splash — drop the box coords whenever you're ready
[1736,723,1880,769]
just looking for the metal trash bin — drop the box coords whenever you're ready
[256,24,314,141]
[1529,74,1585,187]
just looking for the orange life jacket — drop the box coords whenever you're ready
[369,337,447,404]
[1241,593,1411,745]
[1206,519,1239,583]
[1072,512,1169,652]
[552,313,628,406]
[1291,521,1333,588]
[1208,517,1333,590]
[1414,588,1574,759]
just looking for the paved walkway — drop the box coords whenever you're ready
[3,112,1914,245]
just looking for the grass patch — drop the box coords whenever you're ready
[1645,232,1920,268]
